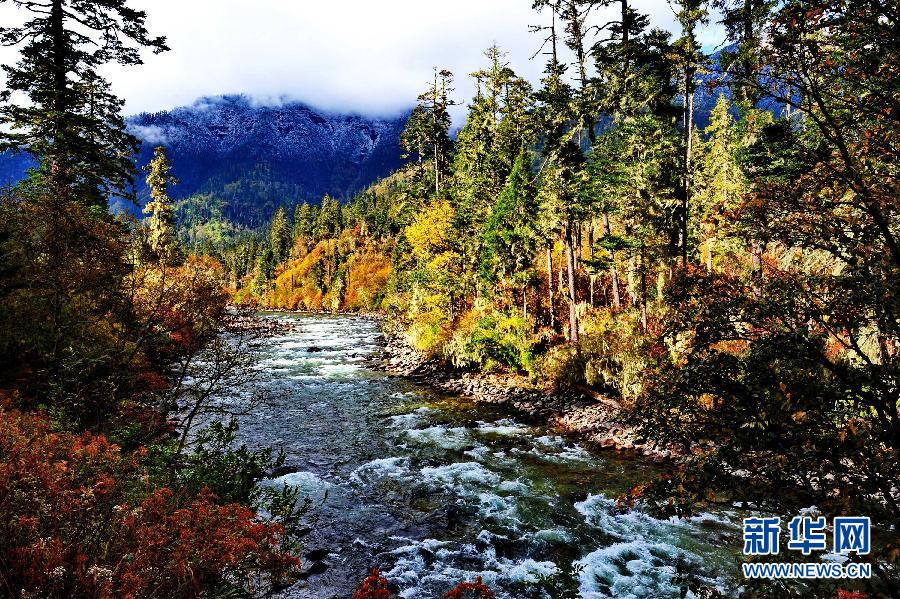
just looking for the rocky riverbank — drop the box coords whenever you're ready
[225,311,300,337]
[373,334,675,461]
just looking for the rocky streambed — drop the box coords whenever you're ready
[219,312,739,598]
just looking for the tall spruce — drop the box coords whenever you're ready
[672,0,708,266]
[0,0,168,206]
[400,69,456,195]
[270,206,292,265]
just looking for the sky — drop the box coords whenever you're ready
[0,0,725,121]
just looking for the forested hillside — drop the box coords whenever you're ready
[225,2,899,594]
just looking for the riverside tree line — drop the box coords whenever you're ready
[224,1,898,596]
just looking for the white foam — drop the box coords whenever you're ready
[405,426,473,450]
[350,457,412,484]
[264,471,331,502]
[577,539,687,599]
[421,462,501,488]
[477,419,530,436]
[533,528,572,543]
[498,480,530,495]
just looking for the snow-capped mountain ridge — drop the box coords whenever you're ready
[124,95,408,225]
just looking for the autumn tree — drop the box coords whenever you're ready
[692,94,746,272]
[629,4,900,594]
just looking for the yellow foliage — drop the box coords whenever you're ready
[404,198,454,260]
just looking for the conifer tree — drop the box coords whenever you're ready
[672,0,708,266]
[400,69,455,194]
[315,195,343,238]
[270,206,292,265]
[694,94,744,271]
[712,0,774,110]
[480,151,538,286]
[142,146,179,264]
[590,0,653,308]
[0,0,168,206]
[293,202,313,240]
[452,46,534,296]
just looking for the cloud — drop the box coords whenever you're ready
[0,1,725,121]
[127,124,170,145]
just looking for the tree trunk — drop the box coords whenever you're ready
[588,224,595,307]
[751,240,763,298]
[602,213,621,309]
[50,0,70,199]
[546,245,555,331]
[681,66,694,266]
[640,246,648,331]
[565,219,579,342]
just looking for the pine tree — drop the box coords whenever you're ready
[270,206,291,265]
[0,0,168,206]
[293,202,318,241]
[451,46,534,296]
[480,151,538,285]
[400,69,455,194]
[590,0,653,309]
[672,0,709,266]
[315,195,343,238]
[712,0,774,110]
[142,146,179,264]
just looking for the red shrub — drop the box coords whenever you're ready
[444,576,495,599]
[0,407,299,598]
[837,591,867,599]
[353,568,392,599]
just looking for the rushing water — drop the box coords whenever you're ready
[226,313,741,598]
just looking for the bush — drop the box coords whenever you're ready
[352,569,392,599]
[0,405,300,598]
[444,306,537,374]
[539,307,660,402]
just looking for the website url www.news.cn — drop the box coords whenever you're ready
[742,562,872,579]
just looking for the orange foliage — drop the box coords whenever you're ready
[258,235,392,313]
[0,407,299,597]
[344,250,392,311]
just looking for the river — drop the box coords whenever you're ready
[225,313,741,598]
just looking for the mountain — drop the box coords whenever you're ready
[0,95,409,227]
[126,95,409,226]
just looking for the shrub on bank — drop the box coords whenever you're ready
[444,305,537,375]
[0,405,300,598]
[539,307,661,402]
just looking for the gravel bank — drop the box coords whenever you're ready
[372,334,675,461]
